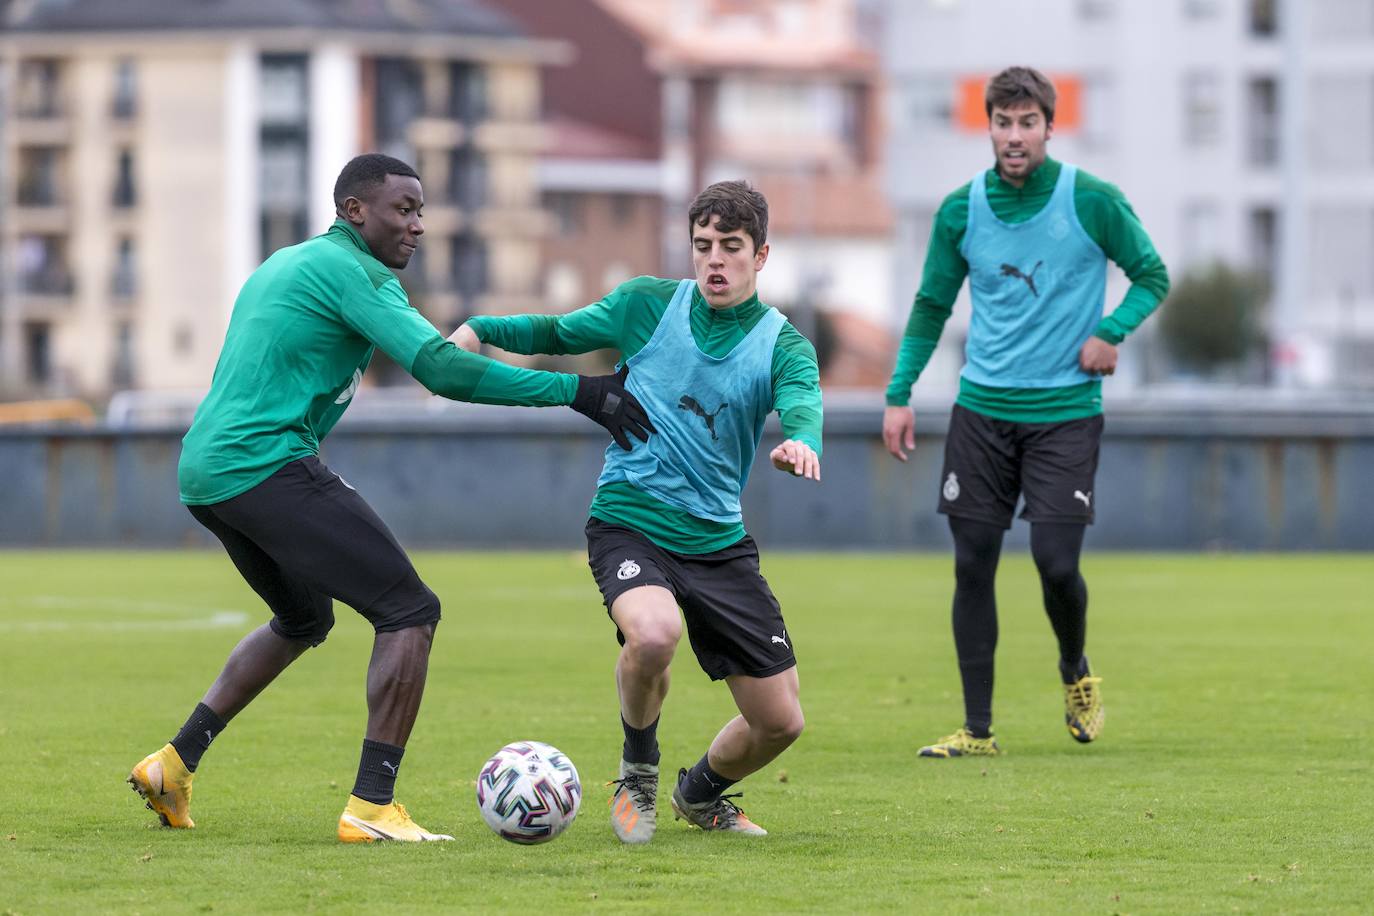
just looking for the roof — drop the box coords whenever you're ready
[1,0,522,37]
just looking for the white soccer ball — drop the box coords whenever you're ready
[475,741,582,844]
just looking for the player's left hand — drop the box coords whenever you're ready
[1080,336,1118,376]
[770,439,820,481]
[448,323,480,353]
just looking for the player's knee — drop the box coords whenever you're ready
[623,620,680,667]
[272,607,335,647]
[954,551,996,588]
[371,582,441,634]
[1033,552,1081,589]
[759,707,805,748]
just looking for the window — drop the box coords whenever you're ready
[17,146,63,206]
[1181,201,1223,268]
[25,323,52,385]
[1183,71,1223,147]
[1246,77,1280,167]
[900,75,954,133]
[375,58,423,148]
[451,233,488,299]
[259,56,308,126]
[16,59,62,118]
[1311,0,1374,39]
[546,192,582,236]
[1308,206,1374,300]
[1308,75,1374,169]
[449,146,487,210]
[112,237,137,297]
[1249,0,1277,37]
[1077,0,1115,21]
[17,235,73,294]
[449,62,488,124]
[112,59,137,119]
[113,149,137,207]
[111,322,135,388]
[1248,207,1278,288]
[258,55,309,258]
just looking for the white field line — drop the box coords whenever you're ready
[0,595,249,631]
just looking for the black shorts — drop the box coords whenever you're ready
[187,456,440,646]
[937,404,1103,529]
[585,518,796,681]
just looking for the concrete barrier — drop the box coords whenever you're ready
[2,403,1371,550]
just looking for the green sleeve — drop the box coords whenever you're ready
[771,323,823,456]
[338,275,435,373]
[885,186,971,406]
[410,336,577,406]
[467,276,676,359]
[1074,173,1171,345]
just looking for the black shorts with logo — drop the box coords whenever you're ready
[187,456,440,645]
[937,404,1104,529]
[585,518,796,681]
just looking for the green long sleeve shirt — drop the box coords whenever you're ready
[468,276,823,553]
[885,157,1170,421]
[179,220,576,505]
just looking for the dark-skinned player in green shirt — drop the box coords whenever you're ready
[882,68,1169,758]
[452,180,823,842]
[128,154,653,842]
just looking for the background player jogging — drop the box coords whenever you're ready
[127,154,652,842]
[881,67,1170,758]
[453,180,822,841]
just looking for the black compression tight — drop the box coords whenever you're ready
[948,517,1089,733]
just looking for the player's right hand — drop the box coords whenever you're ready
[882,405,916,462]
[571,366,656,451]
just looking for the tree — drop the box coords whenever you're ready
[1158,262,1268,371]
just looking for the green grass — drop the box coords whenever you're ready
[1,551,1370,914]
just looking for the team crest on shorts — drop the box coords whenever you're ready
[943,472,960,501]
[617,559,641,581]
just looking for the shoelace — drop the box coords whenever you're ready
[701,792,748,828]
[1066,677,1102,711]
[608,774,657,811]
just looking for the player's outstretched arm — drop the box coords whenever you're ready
[570,365,657,451]
[882,405,916,462]
[770,438,820,481]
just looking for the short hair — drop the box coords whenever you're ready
[984,67,1057,125]
[688,180,768,251]
[333,153,419,210]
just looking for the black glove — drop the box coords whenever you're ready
[570,365,656,451]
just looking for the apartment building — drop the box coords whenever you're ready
[0,0,562,398]
[499,0,895,385]
[881,0,1374,392]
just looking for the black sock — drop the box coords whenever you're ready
[169,703,227,773]
[950,518,1004,740]
[1059,655,1090,685]
[680,754,737,805]
[352,739,405,805]
[621,715,661,766]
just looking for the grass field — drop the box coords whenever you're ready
[1,550,1370,914]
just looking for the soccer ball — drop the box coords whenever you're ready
[475,741,582,844]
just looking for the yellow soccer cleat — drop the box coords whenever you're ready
[337,796,454,843]
[128,743,196,828]
[1065,671,1105,743]
[918,727,1001,758]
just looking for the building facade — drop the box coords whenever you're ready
[0,0,562,399]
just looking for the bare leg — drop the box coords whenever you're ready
[364,624,435,747]
[706,668,804,781]
[202,623,311,722]
[610,586,681,728]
